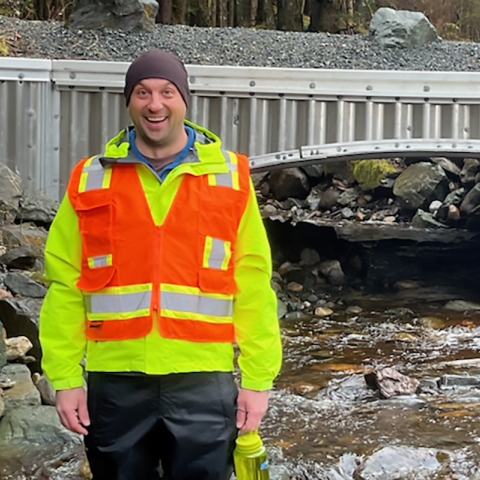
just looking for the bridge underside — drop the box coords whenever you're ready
[249,139,480,173]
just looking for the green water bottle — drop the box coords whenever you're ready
[233,431,270,480]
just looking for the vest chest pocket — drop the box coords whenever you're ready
[75,192,116,292]
[197,194,239,296]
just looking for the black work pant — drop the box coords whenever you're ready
[84,371,238,480]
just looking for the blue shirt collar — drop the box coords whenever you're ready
[128,125,195,181]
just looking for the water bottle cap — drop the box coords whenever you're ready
[235,431,264,455]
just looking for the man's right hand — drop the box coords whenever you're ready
[56,387,90,435]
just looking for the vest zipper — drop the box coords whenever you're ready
[152,225,162,314]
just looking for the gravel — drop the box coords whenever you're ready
[2,15,480,71]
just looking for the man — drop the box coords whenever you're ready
[39,50,282,480]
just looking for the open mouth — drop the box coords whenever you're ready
[145,116,167,125]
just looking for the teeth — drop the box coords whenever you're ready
[147,117,166,122]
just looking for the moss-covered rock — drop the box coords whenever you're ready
[351,159,398,191]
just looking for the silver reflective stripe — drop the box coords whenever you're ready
[212,150,237,187]
[82,156,109,191]
[86,290,151,314]
[208,238,227,269]
[91,255,109,268]
[161,291,233,317]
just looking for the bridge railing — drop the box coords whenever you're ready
[1,57,480,199]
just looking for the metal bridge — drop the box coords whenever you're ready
[2,57,480,200]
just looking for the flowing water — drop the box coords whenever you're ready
[2,285,480,479]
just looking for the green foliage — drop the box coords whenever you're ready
[351,159,397,191]
[0,37,9,56]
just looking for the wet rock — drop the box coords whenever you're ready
[444,300,480,311]
[305,188,321,210]
[269,168,310,201]
[287,282,303,292]
[418,316,446,329]
[0,321,6,370]
[0,297,42,371]
[4,273,47,298]
[393,163,449,211]
[285,269,316,290]
[277,300,287,319]
[394,280,421,290]
[16,190,58,226]
[5,336,33,362]
[460,182,480,215]
[337,188,358,207]
[448,205,461,222]
[300,248,320,266]
[262,204,277,217]
[431,157,461,177]
[0,163,23,225]
[0,405,81,446]
[0,245,36,270]
[460,158,480,187]
[345,306,362,315]
[67,0,158,32]
[319,187,339,210]
[32,373,56,406]
[365,367,419,398]
[301,164,324,179]
[283,311,312,321]
[1,224,48,257]
[314,307,333,317]
[277,262,296,278]
[440,374,480,388]
[370,8,439,47]
[340,207,355,220]
[428,200,443,214]
[411,210,447,229]
[1,364,41,414]
[319,260,346,286]
[356,446,441,478]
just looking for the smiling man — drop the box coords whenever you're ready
[39,50,282,480]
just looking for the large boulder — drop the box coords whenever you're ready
[1,364,41,414]
[0,406,81,446]
[0,163,23,225]
[17,190,58,226]
[268,168,311,201]
[370,8,440,48]
[0,297,42,371]
[67,0,159,32]
[393,163,449,212]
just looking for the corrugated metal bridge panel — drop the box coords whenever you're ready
[2,58,480,199]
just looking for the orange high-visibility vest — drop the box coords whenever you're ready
[67,151,250,343]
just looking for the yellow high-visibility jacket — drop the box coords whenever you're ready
[39,122,282,391]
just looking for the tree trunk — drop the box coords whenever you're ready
[173,0,188,24]
[250,0,258,26]
[277,0,303,31]
[156,0,172,24]
[228,0,235,26]
[236,0,250,27]
[34,0,65,20]
[191,0,211,26]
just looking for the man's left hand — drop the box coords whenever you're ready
[236,388,269,433]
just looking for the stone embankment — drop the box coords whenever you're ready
[0,163,83,459]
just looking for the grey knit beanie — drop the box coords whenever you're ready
[124,50,190,108]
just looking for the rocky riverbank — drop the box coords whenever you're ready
[2,14,480,71]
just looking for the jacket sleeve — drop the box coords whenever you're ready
[39,194,87,390]
[233,180,282,391]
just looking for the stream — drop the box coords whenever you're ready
[2,284,480,479]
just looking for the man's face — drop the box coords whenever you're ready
[128,78,186,151]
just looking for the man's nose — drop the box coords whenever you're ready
[148,92,163,111]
